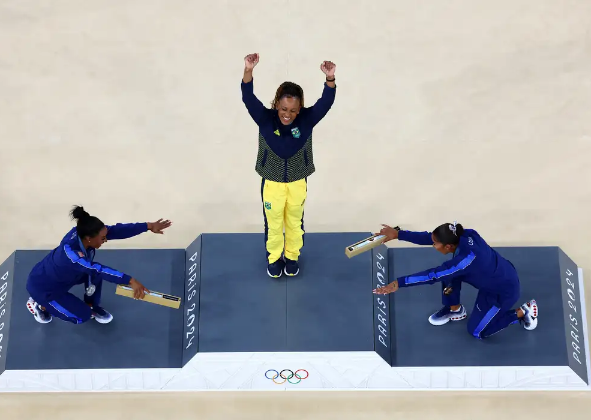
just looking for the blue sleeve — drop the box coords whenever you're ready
[106,223,148,240]
[397,251,476,288]
[63,244,132,284]
[302,83,336,127]
[241,79,270,126]
[397,230,433,246]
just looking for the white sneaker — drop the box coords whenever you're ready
[26,297,52,324]
[90,306,114,324]
[520,299,538,330]
[428,305,467,326]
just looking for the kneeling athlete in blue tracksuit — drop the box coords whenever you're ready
[26,205,172,325]
[373,222,538,339]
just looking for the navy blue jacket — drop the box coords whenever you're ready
[26,223,148,300]
[396,228,519,297]
[241,79,336,159]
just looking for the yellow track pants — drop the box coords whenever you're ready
[261,178,307,263]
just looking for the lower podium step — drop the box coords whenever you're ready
[0,232,588,391]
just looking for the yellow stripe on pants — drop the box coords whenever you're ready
[261,178,307,264]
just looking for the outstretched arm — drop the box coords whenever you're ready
[375,225,434,245]
[106,219,172,240]
[373,251,476,294]
[397,230,434,246]
[397,251,476,288]
[241,53,268,125]
[106,223,147,240]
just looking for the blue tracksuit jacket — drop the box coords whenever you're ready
[396,228,519,298]
[26,222,148,300]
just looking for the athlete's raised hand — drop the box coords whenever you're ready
[244,53,259,71]
[320,61,336,78]
[148,219,172,234]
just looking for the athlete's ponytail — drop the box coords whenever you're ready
[69,205,105,239]
[433,221,464,245]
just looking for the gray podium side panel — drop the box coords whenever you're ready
[0,252,16,376]
[372,245,391,365]
[558,248,589,384]
[182,235,202,367]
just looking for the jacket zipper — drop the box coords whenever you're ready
[284,159,288,182]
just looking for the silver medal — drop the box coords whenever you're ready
[86,284,96,296]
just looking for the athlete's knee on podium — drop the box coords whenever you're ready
[70,304,93,324]
[56,310,92,325]
[466,313,485,339]
[467,322,479,338]
[72,312,92,324]
[48,299,93,325]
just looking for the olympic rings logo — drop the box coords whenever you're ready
[265,369,309,385]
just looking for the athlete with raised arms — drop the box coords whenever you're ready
[241,53,337,278]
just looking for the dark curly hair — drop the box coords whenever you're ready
[271,81,304,108]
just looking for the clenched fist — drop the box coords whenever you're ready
[244,53,259,71]
[320,61,336,77]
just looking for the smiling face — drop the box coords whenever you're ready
[272,82,304,126]
[276,96,301,125]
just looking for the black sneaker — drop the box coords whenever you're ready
[267,259,285,278]
[284,258,299,276]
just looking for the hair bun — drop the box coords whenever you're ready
[70,205,90,221]
[448,221,465,237]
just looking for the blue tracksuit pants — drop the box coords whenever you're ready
[442,279,521,339]
[29,277,103,324]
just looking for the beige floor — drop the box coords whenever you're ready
[1,0,591,418]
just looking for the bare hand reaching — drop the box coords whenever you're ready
[148,219,172,234]
[373,280,399,295]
